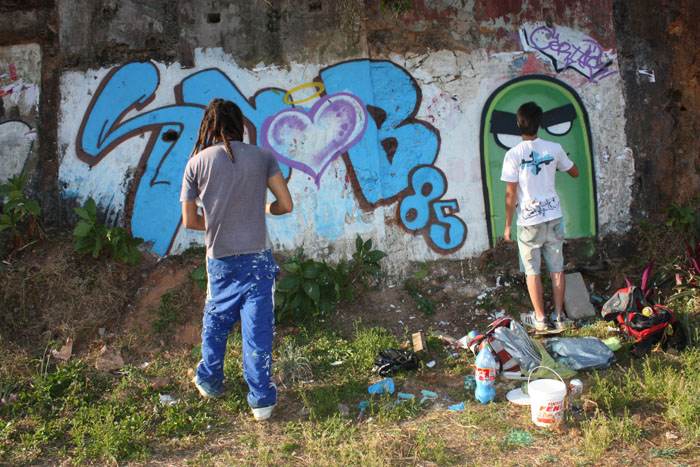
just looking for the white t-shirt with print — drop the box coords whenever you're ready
[500,138,574,226]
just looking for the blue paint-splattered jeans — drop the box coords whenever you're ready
[196,250,279,408]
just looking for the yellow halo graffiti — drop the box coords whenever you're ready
[283,81,325,105]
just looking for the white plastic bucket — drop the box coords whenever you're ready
[527,366,567,427]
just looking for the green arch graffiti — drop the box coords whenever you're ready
[480,75,597,246]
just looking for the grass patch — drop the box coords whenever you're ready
[0,353,215,465]
[0,237,136,353]
[2,228,700,465]
[581,410,646,459]
[413,421,463,465]
[587,347,700,439]
[70,400,151,463]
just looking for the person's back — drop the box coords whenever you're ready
[502,137,571,226]
[500,102,578,333]
[183,141,280,258]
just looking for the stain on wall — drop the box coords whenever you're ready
[612,0,700,220]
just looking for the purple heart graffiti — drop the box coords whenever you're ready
[260,92,367,188]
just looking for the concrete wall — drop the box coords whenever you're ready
[3,0,639,270]
[0,44,40,184]
[612,0,700,219]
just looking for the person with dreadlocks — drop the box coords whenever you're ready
[180,98,293,421]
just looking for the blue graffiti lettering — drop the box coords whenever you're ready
[431,200,466,251]
[399,165,466,252]
[77,62,204,254]
[74,60,466,256]
[320,60,440,205]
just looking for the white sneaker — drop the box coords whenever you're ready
[252,404,275,421]
[252,382,277,421]
[520,311,550,332]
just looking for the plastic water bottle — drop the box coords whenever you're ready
[474,342,497,404]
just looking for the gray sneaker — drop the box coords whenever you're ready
[552,312,573,330]
[520,311,550,332]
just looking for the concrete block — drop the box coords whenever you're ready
[564,272,596,319]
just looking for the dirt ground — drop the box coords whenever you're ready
[1,235,614,369]
[123,249,534,365]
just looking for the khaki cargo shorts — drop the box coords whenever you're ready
[517,217,565,276]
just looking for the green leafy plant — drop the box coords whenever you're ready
[667,237,700,303]
[349,235,387,290]
[73,198,143,265]
[402,278,436,316]
[381,0,413,16]
[666,200,700,240]
[190,264,207,290]
[13,359,106,426]
[70,401,150,463]
[327,259,355,303]
[274,237,386,322]
[679,238,700,284]
[275,339,313,385]
[274,250,351,321]
[155,402,211,440]
[413,262,431,279]
[0,174,42,249]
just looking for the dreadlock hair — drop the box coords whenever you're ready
[191,98,245,162]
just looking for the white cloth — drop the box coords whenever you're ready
[500,138,574,226]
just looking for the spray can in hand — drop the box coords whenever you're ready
[474,341,497,404]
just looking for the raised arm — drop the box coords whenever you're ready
[266,173,293,215]
[567,163,580,178]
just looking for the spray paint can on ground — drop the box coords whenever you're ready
[569,379,583,412]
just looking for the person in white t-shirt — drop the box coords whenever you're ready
[500,102,579,332]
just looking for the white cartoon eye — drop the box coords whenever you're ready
[495,133,522,149]
[545,121,571,136]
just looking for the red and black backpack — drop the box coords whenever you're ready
[601,285,675,341]
[601,284,686,356]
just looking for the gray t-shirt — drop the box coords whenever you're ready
[180,141,282,258]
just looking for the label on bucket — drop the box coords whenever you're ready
[475,367,496,382]
[535,400,564,424]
